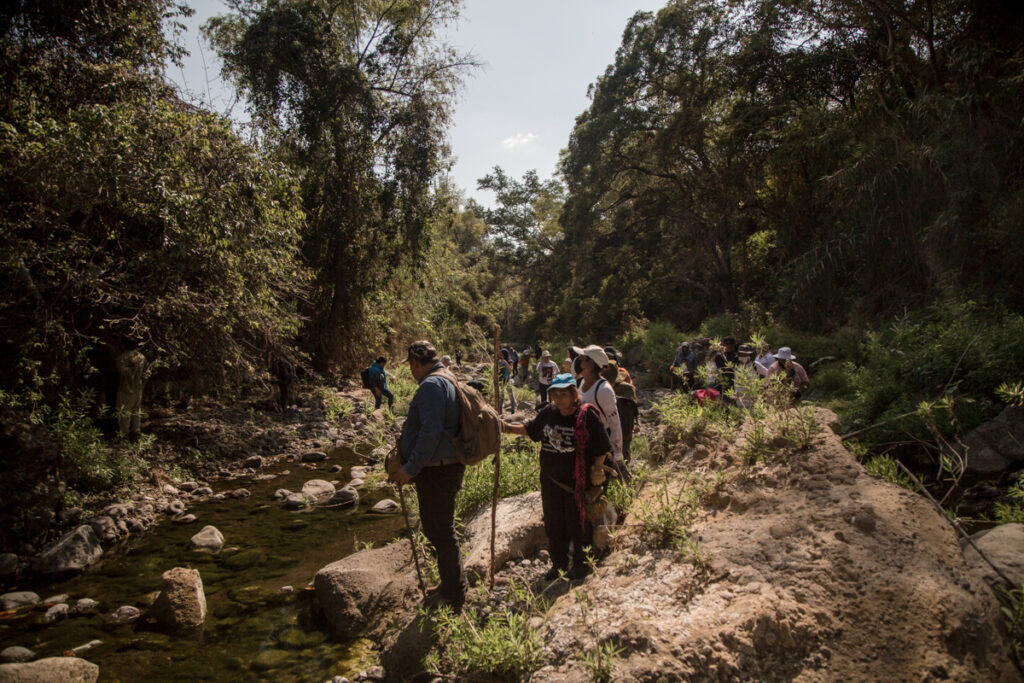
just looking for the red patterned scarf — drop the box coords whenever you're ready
[574,403,596,528]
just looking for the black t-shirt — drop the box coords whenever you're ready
[525,404,611,487]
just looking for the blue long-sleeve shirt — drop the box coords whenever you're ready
[400,363,460,476]
[368,361,387,389]
[672,347,698,374]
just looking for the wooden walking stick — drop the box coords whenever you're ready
[397,483,426,597]
[489,323,502,588]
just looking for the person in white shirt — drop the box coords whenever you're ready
[535,350,559,404]
[754,342,776,377]
[572,345,624,467]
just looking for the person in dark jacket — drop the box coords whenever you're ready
[389,341,465,609]
[368,356,394,410]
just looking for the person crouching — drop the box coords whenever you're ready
[501,373,610,581]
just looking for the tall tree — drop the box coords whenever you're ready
[207,0,475,371]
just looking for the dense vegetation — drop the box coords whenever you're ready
[1,0,1022,543]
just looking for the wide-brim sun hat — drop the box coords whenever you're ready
[776,347,796,360]
[541,350,551,358]
[548,373,578,391]
[571,344,610,368]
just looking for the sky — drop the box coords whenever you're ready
[165,1,667,204]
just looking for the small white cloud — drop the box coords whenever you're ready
[502,132,538,150]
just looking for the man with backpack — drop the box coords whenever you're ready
[389,340,466,609]
[366,356,393,410]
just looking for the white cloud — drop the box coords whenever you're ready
[501,132,538,150]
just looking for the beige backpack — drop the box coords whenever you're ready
[427,368,502,465]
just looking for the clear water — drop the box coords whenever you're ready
[0,447,404,682]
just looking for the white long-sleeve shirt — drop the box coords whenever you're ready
[579,376,623,461]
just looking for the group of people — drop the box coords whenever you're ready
[385,339,643,610]
[670,337,809,404]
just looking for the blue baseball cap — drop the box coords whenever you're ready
[549,373,578,391]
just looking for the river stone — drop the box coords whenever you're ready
[961,406,1024,474]
[33,526,103,578]
[371,446,389,462]
[350,466,370,479]
[462,491,547,584]
[348,478,365,489]
[70,640,102,656]
[301,479,335,499]
[369,499,400,514]
[314,540,420,638]
[150,567,207,633]
[0,592,39,611]
[228,488,251,499]
[0,554,20,578]
[108,605,141,625]
[328,464,344,473]
[272,488,291,501]
[70,598,98,616]
[0,656,99,682]
[190,526,225,553]
[962,523,1024,588]
[88,515,117,543]
[44,603,69,623]
[284,493,309,510]
[301,451,327,463]
[177,481,198,492]
[244,455,263,469]
[0,646,33,664]
[325,486,358,509]
[162,484,179,496]
[192,486,213,497]
[173,514,197,525]
[164,500,185,515]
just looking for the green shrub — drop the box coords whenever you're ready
[995,475,1024,525]
[863,454,915,491]
[455,439,540,521]
[654,392,740,442]
[640,322,681,380]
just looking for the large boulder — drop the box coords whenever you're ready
[962,405,1024,474]
[149,567,207,633]
[0,657,99,682]
[0,593,38,611]
[962,523,1024,588]
[530,408,1019,682]
[325,486,358,509]
[33,526,103,578]
[313,540,420,639]
[462,491,547,583]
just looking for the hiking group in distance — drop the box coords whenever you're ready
[371,335,811,611]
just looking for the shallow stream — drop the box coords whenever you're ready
[0,446,405,682]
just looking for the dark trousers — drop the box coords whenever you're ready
[414,463,466,599]
[374,386,394,409]
[537,383,550,404]
[618,398,637,460]
[540,476,591,570]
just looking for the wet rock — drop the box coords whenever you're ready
[314,540,420,639]
[0,592,39,611]
[221,549,266,571]
[325,486,359,509]
[302,479,336,499]
[328,464,344,473]
[244,455,264,469]
[70,598,98,616]
[70,640,102,656]
[192,487,213,497]
[162,484,179,496]
[0,656,99,682]
[0,647,33,663]
[462,492,547,583]
[172,514,197,525]
[0,553,19,578]
[280,585,294,593]
[33,526,103,578]
[228,488,251,499]
[177,481,198,492]
[102,503,131,520]
[189,526,225,553]
[301,451,327,463]
[42,594,68,605]
[44,603,69,623]
[284,493,309,510]
[360,666,385,680]
[126,518,145,533]
[348,478,366,489]
[89,515,117,543]
[369,499,400,514]
[150,567,207,633]
[108,605,141,625]
[252,649,291,672]
[164,500,185,515]
[350,466,371,479]
[272,488,292,501]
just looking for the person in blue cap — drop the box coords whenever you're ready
[501,373,611,581]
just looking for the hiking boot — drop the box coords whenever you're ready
[542,566,566,582]
[567,564,592,581]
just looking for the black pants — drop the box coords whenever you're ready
[414,463,466,599]
[618,398,637,461]
[541,476,591,571]
[537,383,550,404]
